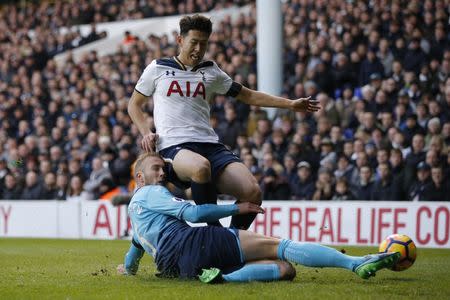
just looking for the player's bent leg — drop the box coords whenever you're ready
[216,162,262,229]
[172,149,211,183]
[216,162,262,204]
[173,149,221,226]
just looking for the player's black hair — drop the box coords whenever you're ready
[179,14,212,36]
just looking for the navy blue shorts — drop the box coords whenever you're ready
[156,226,245,279]
[159,142,241,189]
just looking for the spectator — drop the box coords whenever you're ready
[359,48,385,86]
[20,171,44,200]
[261,168,291,200]
[390,148,408,200]
[353,165,374,200]
[39,159,53,177]
[378,38,394,76]
[332,177,356,201]
[403,39,427,74]
[83,157,113,198]
[217,104,244,150]
[334,155,354,183]
[401,114,425,145]
[242,152,257,170]
[319,138,337,170]
[40,172,58,200]
[66,175,92,202]
[312,167,334,201]
[335,87,357,129]
[98,178,122,201]
[317,93,340,126]
[422,166,450,201]
[425,117,442,146]
[404,134,426,188]
[371,163,396,200]
[282,154,298,188]
[110,144,135,187]
[349,150,369,187]
[68,158,87,182]
[408,162,432,201]
[291,161,315,200]
[330,126,344,153]
[0,158,8,186]
[55,173,69,201]
[2,173,21,200]
[122,31,137,46]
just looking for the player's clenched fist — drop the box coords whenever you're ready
[237,202,265,215]
[141,132,159,152]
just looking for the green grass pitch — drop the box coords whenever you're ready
[1,238,449,300]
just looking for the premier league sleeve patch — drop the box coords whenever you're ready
[172,197,185,202]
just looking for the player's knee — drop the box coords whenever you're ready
[244,183,262,205]
[277,261,296,281]
[192,159,211,182]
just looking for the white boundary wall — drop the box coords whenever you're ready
[54,5,253,65]
[0,201,449,248]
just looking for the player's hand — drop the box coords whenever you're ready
[141,132,158,152]
[117,264,127,275]
[237,202,265,215]
[291,96,321,113]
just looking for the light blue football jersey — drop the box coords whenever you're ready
[128,185,191,257]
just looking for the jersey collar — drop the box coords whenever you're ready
[173,56,187,71]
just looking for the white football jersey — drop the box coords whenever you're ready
[135,57,241,151]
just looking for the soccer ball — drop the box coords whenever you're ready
[379,234,416,271]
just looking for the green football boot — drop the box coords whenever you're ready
[198,268,223,284]
[354,252,401,279]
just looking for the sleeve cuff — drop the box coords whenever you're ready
[134,88,150,97]
[225,81,242,97]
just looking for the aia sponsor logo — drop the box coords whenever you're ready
[166,80,206,99]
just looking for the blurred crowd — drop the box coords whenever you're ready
[0,0,450,201]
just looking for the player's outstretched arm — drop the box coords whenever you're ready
[181,202,265,223]
[128,90,158,152]
[236,86,321,113]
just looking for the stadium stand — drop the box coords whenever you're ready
[0,0,449,201]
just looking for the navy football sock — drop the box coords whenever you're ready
[191,181,222,227]
[231,201,256,230]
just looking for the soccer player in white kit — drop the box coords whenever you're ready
[128,15,320,229]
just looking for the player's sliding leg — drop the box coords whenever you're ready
[238,230,400,279]
[172,150,222,227]
[276,239,399,278]
[216,162,262,229]
[118,238,145,275]
[200,260,295,283]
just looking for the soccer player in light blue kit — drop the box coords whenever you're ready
[117,153,400,282]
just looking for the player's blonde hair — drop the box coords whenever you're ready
[133,152,163,179]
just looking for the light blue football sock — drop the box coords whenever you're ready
[277,239,366,271]
[124,242,145,275]
[222,264,281,282]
